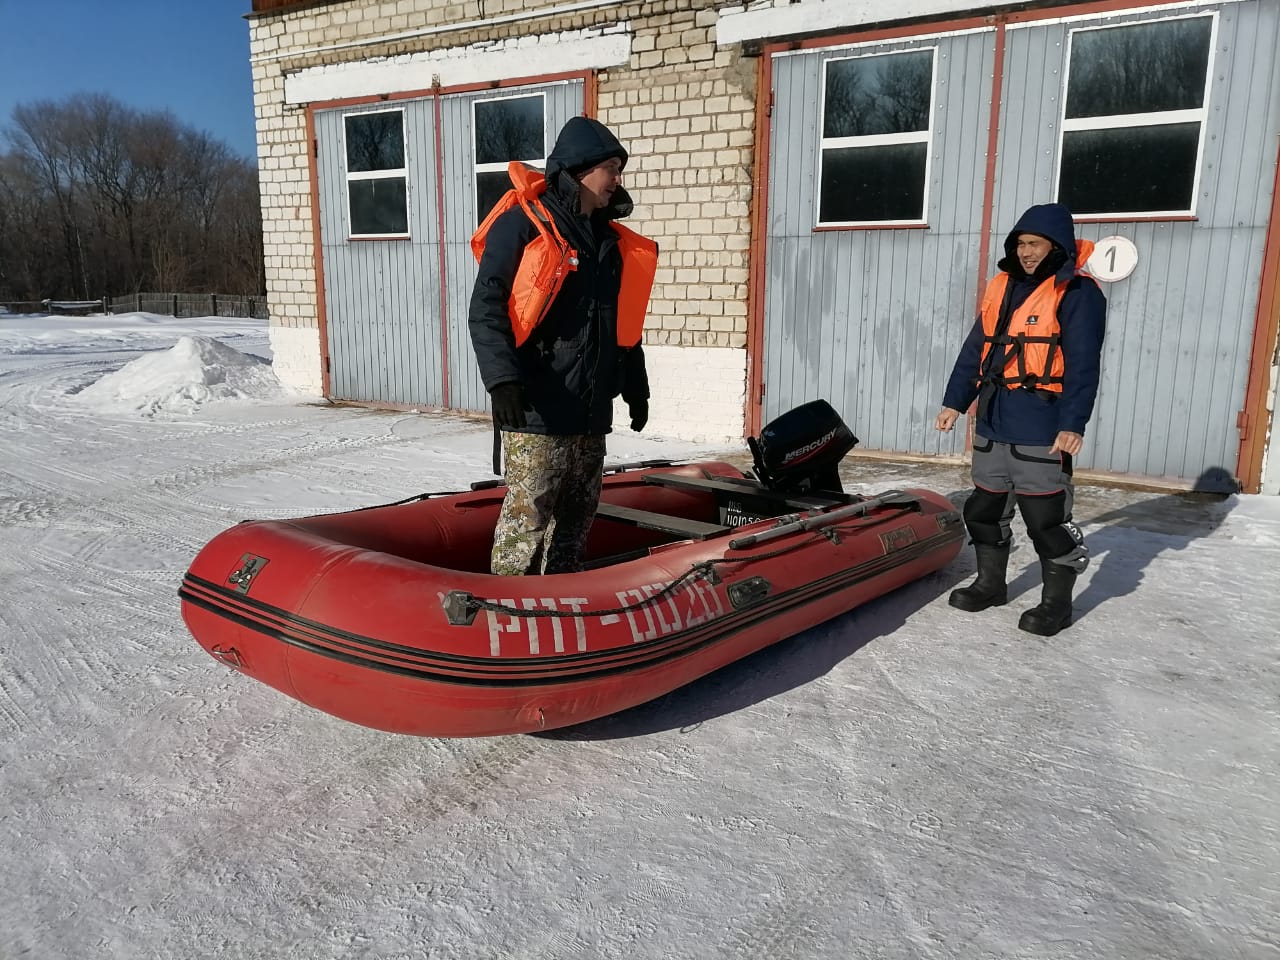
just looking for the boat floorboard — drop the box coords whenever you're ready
[641,473,850,510]
[594,502,730,540]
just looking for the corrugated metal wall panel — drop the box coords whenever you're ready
[995,1,1280,483]
[764,31,996,453]
[315,100,444,406]
[440,81,585,416]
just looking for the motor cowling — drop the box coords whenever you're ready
[748,399,858,494]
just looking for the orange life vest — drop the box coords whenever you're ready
[977,240,1095,394]
[470,161,658,348]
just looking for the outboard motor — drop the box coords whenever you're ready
[748,399,858,494]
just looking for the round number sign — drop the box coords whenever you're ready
[1087,235,1138,282]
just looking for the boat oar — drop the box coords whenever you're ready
[470,458,679,491]
[603,458,679,474]
[727,490,918,550]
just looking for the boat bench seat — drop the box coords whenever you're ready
[642,473,850,511]
[594,502,730,540]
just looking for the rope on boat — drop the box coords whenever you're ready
[443,559,729,626]
[345,460,685,510]
[440,505,919,627]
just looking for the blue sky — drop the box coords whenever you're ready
[0,0,258,159]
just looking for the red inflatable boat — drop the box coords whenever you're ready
[180,402,963,736]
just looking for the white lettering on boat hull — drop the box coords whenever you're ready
[481,581,725,656]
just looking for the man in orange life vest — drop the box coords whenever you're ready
[468,116,656,576]
[934,203,1106,637]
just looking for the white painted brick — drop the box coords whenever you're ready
[615,344,746,443]
[269,325,324,396]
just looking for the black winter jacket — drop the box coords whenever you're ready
[468,120,650,436]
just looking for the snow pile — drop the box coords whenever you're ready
[0,311,270,356]
[72,334,284,416]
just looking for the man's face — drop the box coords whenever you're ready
[1015,233,1054,274]
[577,157,624,211]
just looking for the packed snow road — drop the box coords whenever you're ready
[1,315,1277,959]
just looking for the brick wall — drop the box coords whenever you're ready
[623,344,747,444]
[602,5,755,356]
[248,0,756,440]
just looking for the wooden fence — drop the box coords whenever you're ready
[1,299,101,316]
[1,294,268,320]
[106,292,269,320]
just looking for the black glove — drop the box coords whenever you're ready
[628,398,649,432]
[490,383,529,430]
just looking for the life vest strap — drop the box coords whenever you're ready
[984,373,1066,389]
[982,333,1061,347]
[980,331,1064,391]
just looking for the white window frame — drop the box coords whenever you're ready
[343,107,410,240]
[1055,12,1218,220]
[472,92,548,221]
[815,46,938,229]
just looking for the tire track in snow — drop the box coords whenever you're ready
[137,431,399,495]
[0,604,35,735]
[0,496,66,527]
[1,358,380,494]
[0,410,409,543]
[27,532,179,630]
[3,567,166,738]
[115,733,545,942]
[0,569,83,737]
[0,361,401,753]
[2,351,555,949]
[1,504,195,749]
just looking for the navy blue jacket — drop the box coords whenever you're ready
[468,117,650,436]
[942,203,1107,446]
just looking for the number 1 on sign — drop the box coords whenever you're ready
[1087,235,1138,282]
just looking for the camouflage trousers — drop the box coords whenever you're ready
[491,432,607,576]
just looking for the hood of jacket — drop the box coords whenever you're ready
[998,202,1078,284]
[544,117,634,221]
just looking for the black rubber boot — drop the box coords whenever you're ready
[948,543,1010,612]
[1018,560,1078,636]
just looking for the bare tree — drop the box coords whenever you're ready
[0,152,61,298]
[8,100,93,298]
[0,93,264,303]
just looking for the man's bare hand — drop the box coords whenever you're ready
[934,407,960,432]
[1050,431,1083,456]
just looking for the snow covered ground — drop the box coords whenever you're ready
[1,312,1277,959]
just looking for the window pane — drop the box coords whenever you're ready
[823,51,932,138]
[819,143,927,222]
[1059,123,1199,213]
[474,96,545,165]
[476,171,515,226]
[349,178,408,235]
[345,112,405,173]
[1066,18,1211,119]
